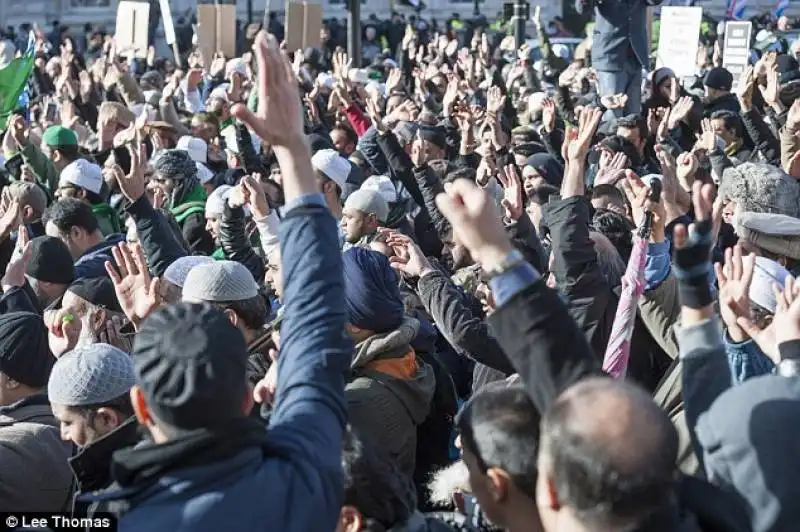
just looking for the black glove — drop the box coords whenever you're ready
[672,219,714,309]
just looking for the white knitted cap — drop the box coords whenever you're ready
[182,260,259,302]
[60,159,103,194]
[163,256,215,287]
[47,344,135,407]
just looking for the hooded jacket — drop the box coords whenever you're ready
[75,233,127,279]
[347,316,436,485]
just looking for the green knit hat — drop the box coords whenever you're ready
[42,126,78,148]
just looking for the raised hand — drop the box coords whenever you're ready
[435,179,513,270]
[667,96,693,130]
[738,276,800,362]
[241,175,270,219]
[486,86,504,116]
[736,65,756,111]
[594,151,629,186]
[385,68,404,94]
[761,66,782,109]
[714,245,757,343]
[542,97,557,133]
[566,106,602,163]
[384,231,433,278]
[113,143,146,202]
[696,118,717,152]
[231,32,303,149]
[105,242,161,329]
[676,152,698,190]
[0,199,22,241]
[1,225,31,291]
[48,308,82,358]
[497,164,524,221]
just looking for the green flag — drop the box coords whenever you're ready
[0,32,35,130]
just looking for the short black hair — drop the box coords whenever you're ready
[74,392,134,420]
[445,167,477,185]
[457,384,540,500]
[342,427,414,529]
[591,184,625,205]
[592,208,634,263]
[211,294,269,331]
[513,142,547,158]
[43,198,99,234]
[710,109,743,139]
[598,135,642,169]
[616,114,648,138]
[541,380,679,528]
[332,123,358,146]
[52,144,80,161]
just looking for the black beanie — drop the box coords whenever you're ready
[132,303,248,430]
[703,67,733,92]
[0,312,53,388]
[25,236,75,285]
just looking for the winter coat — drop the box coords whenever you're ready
[0,394,73,512]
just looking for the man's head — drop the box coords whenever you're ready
[591,184,626,214]
[342,247,404,341]
[413,125,447,161]
[331,124,358,156]
[151,149,198,198]
[736,212,800,270]
[523,153,564,196]
[190,112,220,145]
[42,198,103,259]
[182,261,267,339]
[264,248,283,300]
[616,114,648,156]
[162,255,215,303]
[41,126,79,172]
[204,185,233,246]
[709,110,743,148]
[57,159,105,203]
[0,312,53,407]
[25,236,75,307]
[341,189,389,244]
[704,67,734,102]
[458,385,542,531]
[60,277,125,347]
[6,181,47,223]
[719,163,800,224]
[338,427,414,531]
[597,135,642,170]
[537,378,679,532]
[48,343,135,447]
[312,149,350,203]
[131,303,252,442]
[98,102,134,140]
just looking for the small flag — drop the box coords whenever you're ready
[727,0,749,20]
[776,0,789,17]
[0,31,35,130]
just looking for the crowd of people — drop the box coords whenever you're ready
[0,3,799,532]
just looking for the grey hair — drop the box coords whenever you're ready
[718,162,800,218]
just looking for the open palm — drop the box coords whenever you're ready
[105,242,161,329]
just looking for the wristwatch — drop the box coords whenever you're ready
[481,249,525,280]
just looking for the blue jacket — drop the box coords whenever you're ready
[577,0,662,71]
[74,233,127,279]
[87,195,353,532]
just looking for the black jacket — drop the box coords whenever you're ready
[67,417,140,516]
[219,203,265,285]
[126,196,187,277]
[542,196,617,359]
[181,210,215,256]
[704,94,741,117]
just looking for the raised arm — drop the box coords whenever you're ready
[233,33,353,516]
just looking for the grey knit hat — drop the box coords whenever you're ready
[153,149,198,181]
[164,256,215,288]
[47,344,135,407]
[719,163,800,219]
[182,261,259,302]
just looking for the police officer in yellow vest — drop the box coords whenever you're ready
[151,149,215,255]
